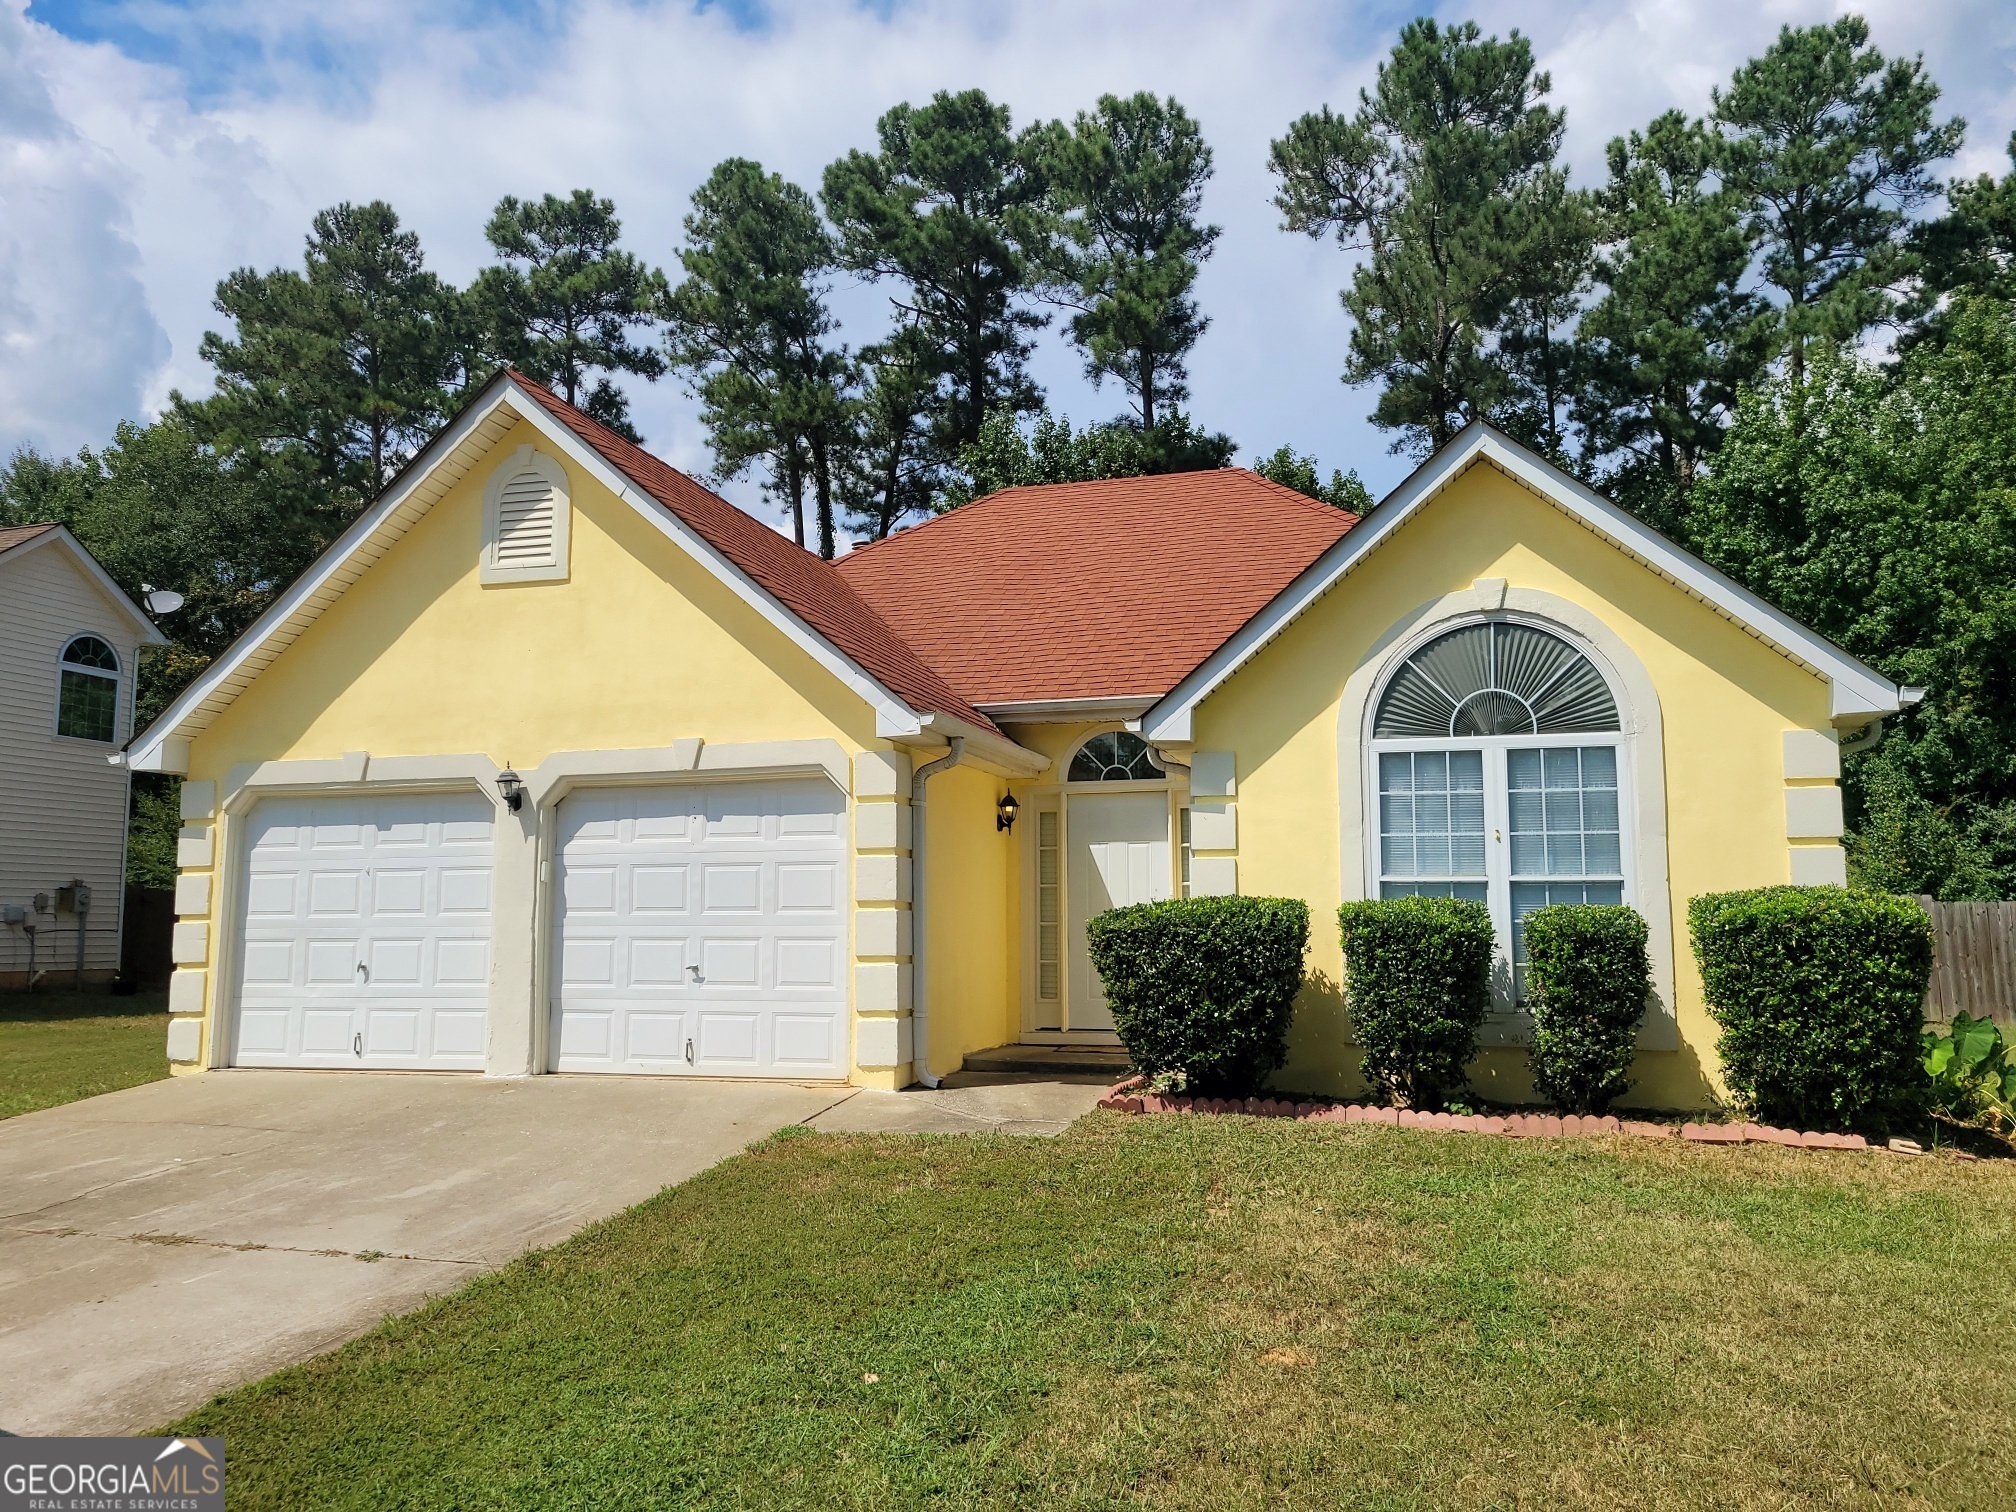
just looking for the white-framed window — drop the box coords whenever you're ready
[56,634,121,743]
[480,444,571,584]
[1369,619,1626,1004]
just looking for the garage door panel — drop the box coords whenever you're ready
[231,793,493,1070]
[553,779,845,1077]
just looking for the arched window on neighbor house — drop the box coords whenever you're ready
[57,634,121,743]
[1371,620,1625,998]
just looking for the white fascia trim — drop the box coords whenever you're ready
[976,694,1158,723]
[128,379,942,770]
[897,713,1049,778]
[126,384,524,772]
[5,527,168,647]
[1142,423,1905,741]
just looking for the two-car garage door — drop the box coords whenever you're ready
[550,779,847,1078]
[229,778,845,1078]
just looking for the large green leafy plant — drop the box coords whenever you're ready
[1923,1012,2016,1144]
[1085,896,1309,1097]
[1338,896,1495,1109]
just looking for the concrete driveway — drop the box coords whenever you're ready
[0,1071,852,1436]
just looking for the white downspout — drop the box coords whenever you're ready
[908,737,966,1089]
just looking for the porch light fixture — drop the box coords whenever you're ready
[996,792,1020,833]
[496,767,526,812]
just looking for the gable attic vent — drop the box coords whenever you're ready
[496,472,557,564]
[481,444,571,584]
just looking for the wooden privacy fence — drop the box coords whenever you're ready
[1917,897,2016,1031]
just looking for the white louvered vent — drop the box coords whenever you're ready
[481,446,569,583]
[494,471,557,566]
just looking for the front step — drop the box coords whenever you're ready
[962,1042,1132,1077]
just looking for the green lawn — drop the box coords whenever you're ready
[0,990,169,1119]
[175,1115,2013,1511]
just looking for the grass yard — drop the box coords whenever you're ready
[0,990,168,1120]
[175,1114,2014,1511]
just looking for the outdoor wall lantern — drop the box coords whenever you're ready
[996,792,1020,833]
[496,767,527,812]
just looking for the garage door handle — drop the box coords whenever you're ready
[687,964,701,983]
[353,1032,362,1059]
[355,961,370,984]
[685,1037,695,1066]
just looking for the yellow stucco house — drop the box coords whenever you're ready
[129,369,1915,1107]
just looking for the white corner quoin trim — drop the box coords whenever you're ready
[1142,422,1912,744]
[125,372,1043,776]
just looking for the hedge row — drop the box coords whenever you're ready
[1089,885,1934,1131]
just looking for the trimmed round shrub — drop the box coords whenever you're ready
[1523,903,1652,1115]
[1338,896,1494,1109]
[1688,886,1932,1132]
[1085,896,1309,1096]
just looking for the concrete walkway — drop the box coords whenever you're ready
[0,1069,1106,1435]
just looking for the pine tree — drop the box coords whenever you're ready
[475,190,669,440]
[1914,130,2016,313]
[190,200,461,504]
[1494,173,1599,463]
[840,323,945,542]
[1037,93,1219,429]
[1713,16,1963,381]
[1269,19,1570,455]
[823,90,1050,456]
[1576,112,1774,519]
[665,160,852,557]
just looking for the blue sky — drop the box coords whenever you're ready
[5,0,2013,530]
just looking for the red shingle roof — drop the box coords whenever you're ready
[506,375,1000,734]
[834,471,1357,707]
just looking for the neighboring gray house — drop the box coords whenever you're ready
[1,523,166,988]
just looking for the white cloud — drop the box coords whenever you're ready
[2,0,2012,515]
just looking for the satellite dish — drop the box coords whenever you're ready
[141,585,185,616]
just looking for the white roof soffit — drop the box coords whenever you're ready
[127,376,938,772]
[1141,423,1905,742]
[4,526,169,647]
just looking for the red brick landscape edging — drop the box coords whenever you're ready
[1095,1077,1869,1151]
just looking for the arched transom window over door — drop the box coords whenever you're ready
[1069,730,1161,782]
[1371,621,1626,1001]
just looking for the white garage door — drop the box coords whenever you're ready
[552,778,847,1077]
[232,793,494,1069]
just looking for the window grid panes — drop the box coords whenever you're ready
[57,636,119,743]
[1374,739,1626,1009]
[1037,809,1061,1000]
[1378,750,1485,881]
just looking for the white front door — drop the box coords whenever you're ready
[1065,792,1173,1031]
[551,778,847,1077]
[232,793,494,1069]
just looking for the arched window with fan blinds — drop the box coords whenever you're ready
[1370,620,1626,1002]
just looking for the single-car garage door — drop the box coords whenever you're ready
[552,778,846,1077]
[233,792,494,1069]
